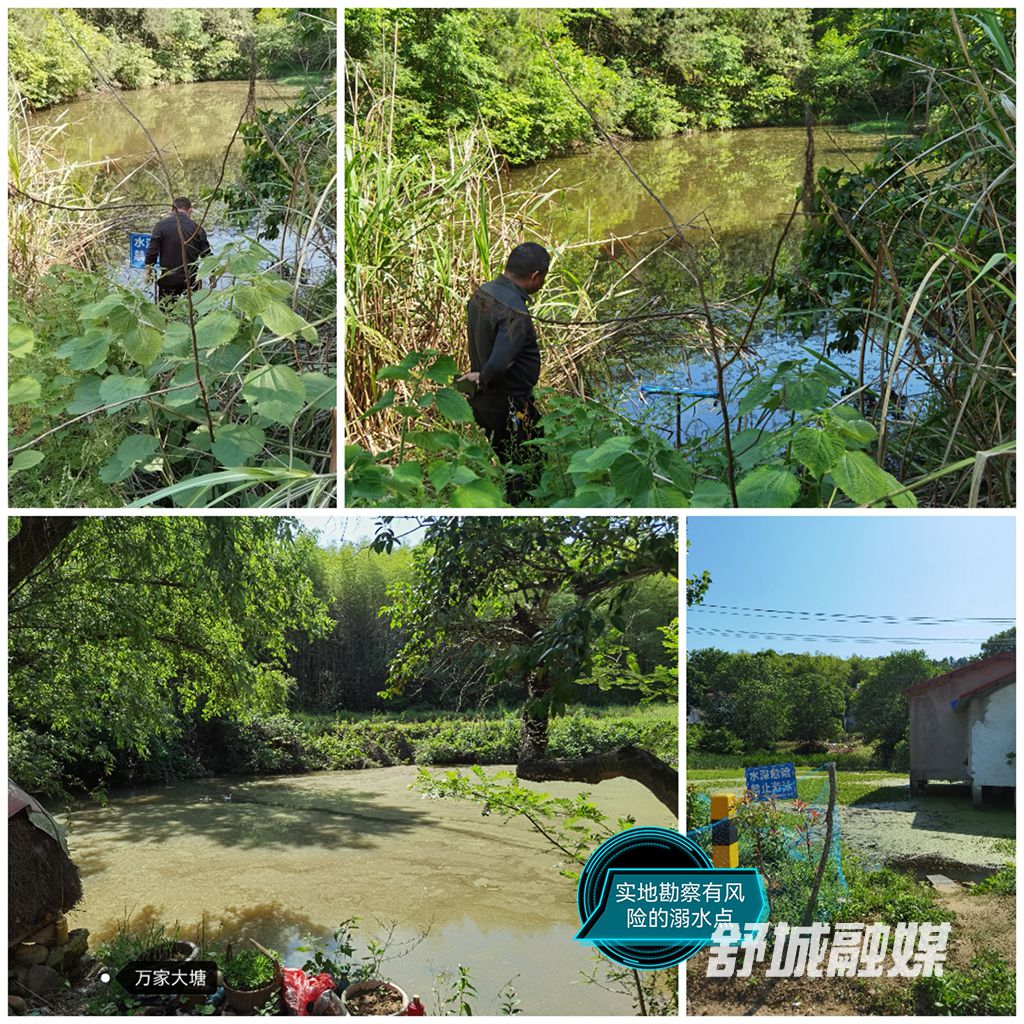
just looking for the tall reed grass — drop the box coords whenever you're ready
[8,94,133,293]
[344,68,648,452]
[813,10,1015,506]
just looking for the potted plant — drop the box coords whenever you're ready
[139,940,199,963]
[223,947,281,1013]
[342,980,409,1016]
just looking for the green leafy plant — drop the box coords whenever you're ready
[223,948,277,991]
[9,246,335,507]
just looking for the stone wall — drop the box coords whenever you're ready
[8,915,91,1014]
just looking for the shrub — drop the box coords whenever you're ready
[696,725,743,755]
[974,863,1015,897]
[915,950,1015,1015]
[223,949,277,991]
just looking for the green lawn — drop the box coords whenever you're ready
[687,766,909,806]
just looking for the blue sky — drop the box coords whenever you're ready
[687,515,1016,659]
[306,515,428,549]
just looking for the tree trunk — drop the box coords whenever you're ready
[9,516,82,593]
[516,685,679,813]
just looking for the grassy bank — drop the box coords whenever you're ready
[14,705,678,794]
[215,705,678,776]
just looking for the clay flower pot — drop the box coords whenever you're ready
[341,980,409,1016]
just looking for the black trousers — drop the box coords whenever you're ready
[156,276,198,304]
[470,393,543,506]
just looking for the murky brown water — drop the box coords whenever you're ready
[65,766,676,1014]
[31,80,303,177]
[508,126,891,244]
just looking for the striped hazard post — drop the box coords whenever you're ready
[711,793,738,868]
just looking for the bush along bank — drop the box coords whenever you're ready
[10,707,678,795]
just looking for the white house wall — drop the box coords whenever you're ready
[967,682,1016,788]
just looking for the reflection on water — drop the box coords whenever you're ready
[32,80,303,173]
[510,127,890,243]
[66,766,676,1014]
[31,80,330,285]
[511,127,915,439]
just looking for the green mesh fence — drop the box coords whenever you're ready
[687,762,847,923]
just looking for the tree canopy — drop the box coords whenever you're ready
[382,516,679,810]
[8,516,330,795]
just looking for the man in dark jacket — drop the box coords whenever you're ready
[144,197,213,303]
[461,242,549,505]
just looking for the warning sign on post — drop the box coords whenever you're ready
[744,762,798,801]
[129,233,151,269]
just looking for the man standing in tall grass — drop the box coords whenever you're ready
[460,243,549,505]
[144,197,214,304]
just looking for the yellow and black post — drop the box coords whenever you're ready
[711,793,738,868]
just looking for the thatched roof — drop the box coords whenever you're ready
[8,782,83,944]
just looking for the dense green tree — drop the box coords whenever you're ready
[699,652,788,752]
[382,516,678,810]
[980,627,1015,657]
[786,668,847,747]
[850,649,937,765]
[8,516,330,795]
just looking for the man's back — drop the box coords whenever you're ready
[466,273,541,398]
[147,212,211,286]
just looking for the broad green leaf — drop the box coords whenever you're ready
[193,310,240,350]
[9,376,41,404]
[301,372,336,410]
[792,427,844,478]
[98,434,160,483]
[783,377,828,411]
[9,325,35,358]
[163,322,194,357]
[655,449,694,491]
[451,478,505,507]
[561,486,617,507]
[260,300,315,341]
[233,283,270,318]
[78,294,124,321]
[567,435,632,473]
[66,376,105,415]
[609,453,654,495]
[376,351,421,382]
[348,465,387,501]
[434,386,475,423]
[690,480,731,507]
[10,450,44,475]
[99,373,150,407]
[121,325,163,367]
[404,429,460,452]
[831,450,916,507]
[736,380,774,415]
[731,428,777,471]
[241,363,306,425]
[55,329,110,371]
[211,423,266,467]
[391,462,425,489]
[735,465,800,507]
[423,355,459,384]
[163,367,200,409]
[832,406,877,445]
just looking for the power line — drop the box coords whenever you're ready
[687,626,990,645]
[693,603,1013,626]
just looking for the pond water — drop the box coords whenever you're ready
[510,127,923,442]
[65,766,676,1015]
[30,80,327,284]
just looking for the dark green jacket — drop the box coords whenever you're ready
[466,274,541,398]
